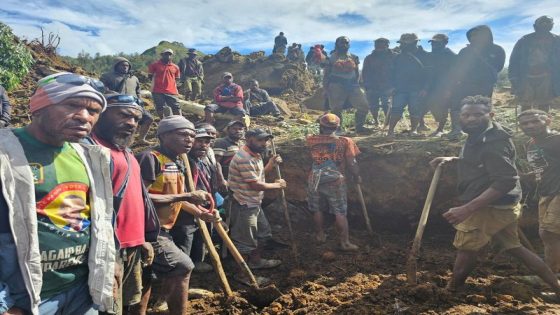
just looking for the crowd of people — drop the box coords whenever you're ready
[0,15,559,315]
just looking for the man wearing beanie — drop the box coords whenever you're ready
[135,115,214,314]
[306,113,361,251]
[88,93,160,315]
[0,72,116,314]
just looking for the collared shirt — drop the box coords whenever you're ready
[228,146,264,207]
[214,136,242,178]
[148,60,180,94]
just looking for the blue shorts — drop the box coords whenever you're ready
[307,181,348,216]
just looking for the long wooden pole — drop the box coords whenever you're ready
[406,164,443,284]
[268,128,299,264]
[182,155,233,298]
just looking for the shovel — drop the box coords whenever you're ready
[406,163,443,284]
[182,155,234,299]
[203,197,282,307]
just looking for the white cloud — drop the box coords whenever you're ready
[1,0,557,63]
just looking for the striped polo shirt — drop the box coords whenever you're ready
[228,145,264,207]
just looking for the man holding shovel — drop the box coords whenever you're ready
[228,128,285,285]
[136,115,217,314]
[431,95,560,299]
[306,113,361,251]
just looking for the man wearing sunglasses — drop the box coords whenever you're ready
[89,93,160,315]
[0,72,116,314]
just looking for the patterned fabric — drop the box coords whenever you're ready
[13,128,90,299]
[228,146,264,207]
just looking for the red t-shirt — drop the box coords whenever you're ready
[213,83,244,109]
[148,60,180,94]
[93,135,145,248]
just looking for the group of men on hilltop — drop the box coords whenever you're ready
[1,14,560,315]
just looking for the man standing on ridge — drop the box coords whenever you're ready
[324,36,371,134]
[510,16,560,112]
[426,34,457,137]
[362,38,396,127]
[101,57,154,145]
[178,49,204,102]
[148,49,181,118]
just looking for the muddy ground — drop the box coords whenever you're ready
[180,204,560,315]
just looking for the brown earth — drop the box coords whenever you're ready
[6,40,560,314]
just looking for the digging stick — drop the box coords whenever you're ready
[182,155,233,298]
[267,128,299,264]
[406,163,443,284]
[356,183,374,236]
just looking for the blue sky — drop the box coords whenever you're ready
[1,0,559,64]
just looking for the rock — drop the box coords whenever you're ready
[322,251,336,262]
[467,294,487,304]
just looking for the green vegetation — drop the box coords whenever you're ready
[63,41,200,75]
[0,22,34,90]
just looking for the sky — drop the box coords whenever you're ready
[1,0,559,64]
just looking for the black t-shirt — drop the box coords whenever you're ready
[526,134,560,196]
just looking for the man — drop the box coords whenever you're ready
[178,49,204,102]
[0,72,116,314]
[306,44,328,80]
[100,57,154,145]
[306,113,361,251]
[204,72,246,123]
[214,120,245,182]
[518,110,560,272]
[287,44,304,63]
[447,25,505,140]
[387,33,432,137]
[273,32,288,55]
[148,49,181,118]
[244,80,281,117]
[89,93,160,314]
[136,115,215,315]
[228,129,285,285]
[170,128,219,274]
[510,16,560,112]
[0,84,11,128]
[362,38,396,127]
[426,34,457,137]
[430,95,560,299]
[324,36,370,134]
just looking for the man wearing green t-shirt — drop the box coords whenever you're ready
[0,73,116,315]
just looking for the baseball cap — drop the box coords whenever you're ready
[226,120,245,129]
[318,113,341,128]
[429,34,449,42]
[245,128,273,140]
[222,72,233,78]
[375,38,390,44]
[397,33,419,44]
[195,128,215,139]
[161,49,174,55]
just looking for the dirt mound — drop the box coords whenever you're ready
[201,47,316,101]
